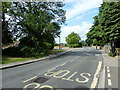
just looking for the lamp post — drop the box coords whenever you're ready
[58,35,60,49]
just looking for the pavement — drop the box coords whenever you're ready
[98,49,119,89]
[2,47,103,89]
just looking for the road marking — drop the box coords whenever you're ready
[62,72,77,81]
[48,67,56,71]
[90,61,102,88]
[60,63,66,66]
[44,69,91,83]
[108,79,112,86]
[95,54,99,56]
[107,69,110,73]
[44,71,58,77]
[39,85,53,89]
[48,62,69,71]
[76,73,91,83]
[23,76,37,83]
[69,60,74,62]
[23,83,40,90]
[107,73,111,78]
[107,67,109,69]
[53,70,70,78]
[23,83,54,90]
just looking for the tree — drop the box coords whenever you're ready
[2,2,13,45]
[86,2,120,55]
[86,15,103,48]
[66,32,81,48]
[99,2,120,53]
[93,39,99,49]
[2,2,66,57]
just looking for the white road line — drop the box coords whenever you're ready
[107,67,109,69]
[60,63,66,66]
[48,67,56,71]
[70,60,74,62]
[107,73,111,78]
[95,54,99,56]
[90,61,102,88]
[108,79,112,86]
[107,69,110,73]
[48,62,68,71]
[23,76,37,83]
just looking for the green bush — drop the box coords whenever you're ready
[2,47,21,57]
[108,52,116,57]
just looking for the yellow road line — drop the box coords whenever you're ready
[90,61,102,88]
[23,76,37,83]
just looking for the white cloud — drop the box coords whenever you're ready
[55,21,93,43]
[65,0,103,20]
[64,0,76,3]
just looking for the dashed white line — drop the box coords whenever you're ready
[60,63,66,66]
[95,54,99,56]
[107,73,111,78]
[106,66,112,86]
[108,79,112,86]
[48,62,68,71]
[107,69,110,73]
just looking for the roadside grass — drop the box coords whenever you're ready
[1,57,36,64]
[48,49,66,55]
[2,49,66,64]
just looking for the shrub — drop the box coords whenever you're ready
[2,47,21,57]
[108,52,116,57]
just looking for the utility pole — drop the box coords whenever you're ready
[58,36,60,49]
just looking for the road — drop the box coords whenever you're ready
[2,47,103,89]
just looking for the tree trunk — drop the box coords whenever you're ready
[96,45,97,49]
[110,41,116,53]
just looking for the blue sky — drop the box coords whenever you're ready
[55,0,103,43]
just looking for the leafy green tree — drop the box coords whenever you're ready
[2,2,13,45]
[66,32,81,48]
[2,2,66,57]
[86,15,103,48]
[93,38,99,49]
[99,2,120,53]
[86,2,120,54]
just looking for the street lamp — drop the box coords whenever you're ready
[58,35,60,49]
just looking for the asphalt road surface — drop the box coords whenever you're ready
[2,47,103,89]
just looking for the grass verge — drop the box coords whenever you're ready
[2,49,66,64]
[1,57,36,64]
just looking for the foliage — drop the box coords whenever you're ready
[2,2,13,45]
[2,47,21,57]
[66,32,81,48]
[93,39,99,45]
[108,52,116,57]
[2,49,66,64]
[86,2,120,53]
[2,2,66,57]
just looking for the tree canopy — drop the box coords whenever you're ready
[86,2,120,53]
[2,2,66,57]
[66,32,81,48]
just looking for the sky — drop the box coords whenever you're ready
[55,0,103,43]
